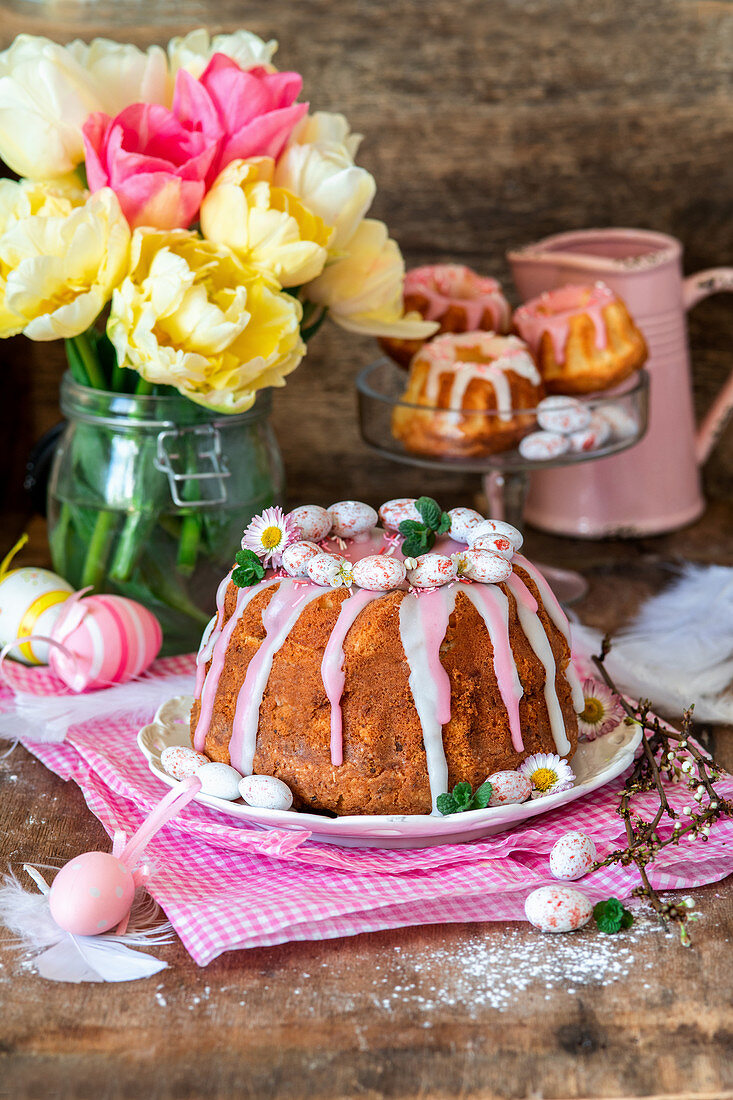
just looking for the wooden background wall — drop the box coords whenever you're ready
[1,0,732,528]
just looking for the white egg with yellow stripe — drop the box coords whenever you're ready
[0,567,73,664]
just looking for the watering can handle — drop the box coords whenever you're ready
[683,268,733,464]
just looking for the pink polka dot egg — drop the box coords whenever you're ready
[524,885,593,933]
[49,851,135,935]
[549,831,597,881]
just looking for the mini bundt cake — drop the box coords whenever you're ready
[513,282,647,394]
[379,264,512,369]
[391,332,544,458]
[190,499,584,816]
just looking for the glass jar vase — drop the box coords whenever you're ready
[48,374,285,655]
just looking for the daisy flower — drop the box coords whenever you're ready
[578,678,625,741]
[517,752,575,798]
[330,561,354,588]
[241,506,298,567]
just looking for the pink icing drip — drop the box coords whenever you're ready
[194,570,232,697]
[322,589,383,766]
[417,588,456,725]
[514,282,615,364]
[507,572,539,614]
[462,585,524,753]
[405,265,511,333]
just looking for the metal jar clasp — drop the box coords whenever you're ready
[154,425,231,507]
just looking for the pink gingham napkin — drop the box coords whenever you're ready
[2,658,732,966]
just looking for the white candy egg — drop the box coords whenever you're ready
[457,549,513,584]
[549,831,597,881]
[406,554,457,589]
[470,534,515,560]
[518,430,570,461]
[195,761,243,801]
[307,553,349,587]
[328,501,378,539]
[447,507,485,543]
[239,774,294,811]
[160,745,209,780]
[567,413,612,454]
[537,395,592,435]
[282,540,322,578]
[487,771,532,807]
[596,403,639,440]
[288,505,332,541]
[466,519,524,551]
[524,886,593,933]
[352,555,406,591]
[378,498,420,531]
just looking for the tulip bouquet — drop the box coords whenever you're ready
[0,29,433,649]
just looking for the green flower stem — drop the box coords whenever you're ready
[135,376,154,396]
[111,359,129,393]
[81,509,116,589]
[64,338,90,386]
[108,511,156,583]
[70,331,107,390]
[48,502,72,578]
[176,513,202,576]
[141,557,211,627]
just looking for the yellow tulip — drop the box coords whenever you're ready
[108,228,304,413]
[201,158,333,288]
[305,219,438,339]
[0,185,130,340]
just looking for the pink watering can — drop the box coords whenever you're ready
[508,228,733,537]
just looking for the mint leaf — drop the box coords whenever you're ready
[398,520,424,538]
[437,792,459,816]
[619,908,634,930]
[451,782,473,809]
[437,781,494,815]
[471,780,493,809]
[436,511,451,535]
[232,548,265,587]
[401,528,435,560]
[594,897,633,934]
[416,496,442,530]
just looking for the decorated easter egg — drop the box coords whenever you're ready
[288,505,332,542]
[49,851,135,935]
[567,413,611,454]
[0,567,73,665]
[537,395,592,435]
[282,540,322,578]
[406,554,457,589]
[457,550,513,584]
[378,498,420,532]
[352,555,406,591]
[467,519,523,552]
[328,501,379,539]
[307,553,351,588]
[160,746,209,781]
[48,594,162,692]
[524,886,593,933]
[597,403,639,440]
[195,761,242,800]
[470,534,515,560]
[487,771,532,807]
[518,430,570,461]
[549,831,597,881]
[447,507,485,543]
[239,774,294,811]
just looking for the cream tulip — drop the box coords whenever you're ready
[167,28,278,78]
[274,141,375,251]
[66,37,170,114]
[290,111,363,159]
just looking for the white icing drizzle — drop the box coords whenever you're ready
[460,584,525,752]
[506,575,571,756]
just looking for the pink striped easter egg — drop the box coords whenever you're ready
[49,594,162,692]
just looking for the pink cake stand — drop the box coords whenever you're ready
[356,358,650,603]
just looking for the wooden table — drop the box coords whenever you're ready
[1,512,731,1100]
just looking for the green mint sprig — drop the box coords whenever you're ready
[232,548,265,588]
[593,897,634,934]
[398,496,451,559]
[437,780,493,816]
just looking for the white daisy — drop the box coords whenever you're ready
[241,506,298,567]
[578,678,625,741]
[330,562,354,588]
[517,752,575,798]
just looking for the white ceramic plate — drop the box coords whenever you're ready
[137,697,642,849]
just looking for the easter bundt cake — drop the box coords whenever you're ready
[190,498,584,816]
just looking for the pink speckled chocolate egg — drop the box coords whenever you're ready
[239,774,293,811]
[524,886,593,933]
[467,519,524,551]
[352,555,406,591]
[537,395,592,435]
[160,745,208,780]
[49,851,136,935]
[328,501,378,539]
[406,554,457,589]
[447,507,485,543]
[470,534,515,560]
[487,770,532,807]
[518,431,570,461]
[567,413,611,454]
[378,498,421,531]
[549,831,597,881]
[597,403,639,440]
[457,550,513,584]
[307,553,349,588]
[281,540,322,578]
[288,505,332,541]
[196,761,242,800]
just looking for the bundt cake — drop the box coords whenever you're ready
[513,282,647,394]
[379,264,512,369]
[391,331,544,458]
[190,498,584,816]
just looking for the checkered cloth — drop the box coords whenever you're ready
[2,657,732,966]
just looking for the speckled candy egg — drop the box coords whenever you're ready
[406,554,457,589]
[49,851,135,935]
[524,886,593,933]
[467,519,524,552]
[470,534,515,560]
[160,745,209,780]
[597,403,639,440]
[352,555,406,591]
[447,507,485,543]
[195,761,242,800]
[239,774,294,811]
[567,413,611,454]
[378,498,420,532]
[549,831,597,881]
[487,770,532,807]
[307,553,349,587]
[537,395,592,435]
[282,540,322,578]
[457,550,513,584]
[518,430,570,461]
[328,501,378,539]
[288,505,332,541]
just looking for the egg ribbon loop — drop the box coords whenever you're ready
[117,776,203,872]
[0,634,79,692]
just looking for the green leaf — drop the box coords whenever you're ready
[593,897,633,934]
[619,908,634,930]
[436,511,452,535]
[437,780,495,815]
[437,793,459,816]
[232,548,265,587]
[416,496,442,531]
[401,531,435,560]
[451,782,473,808]
[471,780,493,809]
[398,519,425,538]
